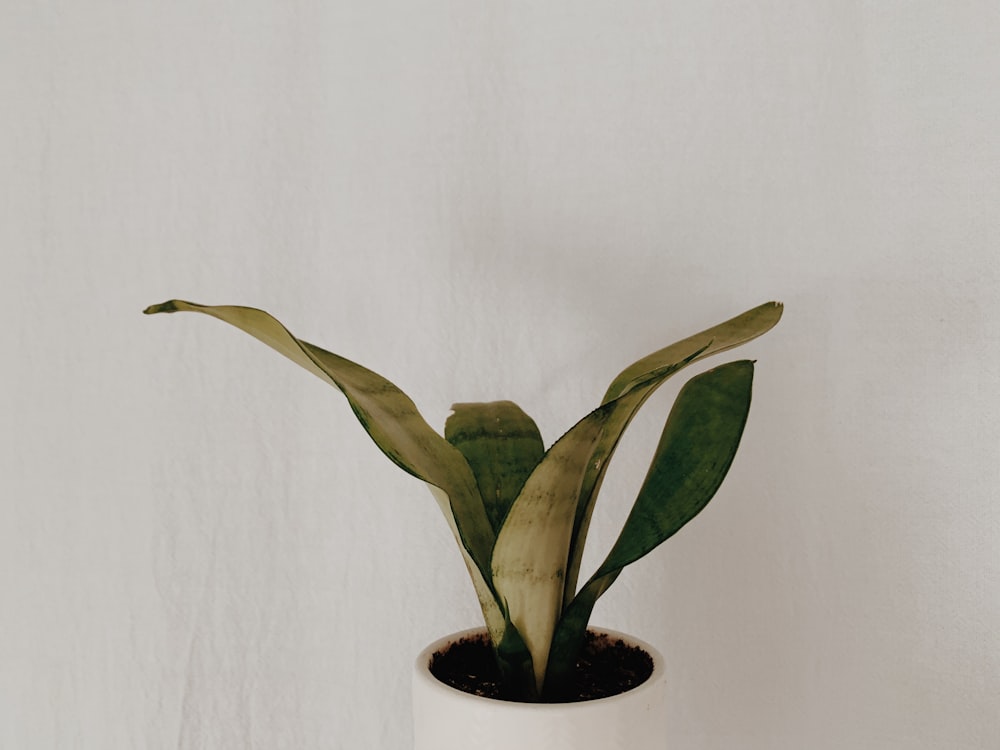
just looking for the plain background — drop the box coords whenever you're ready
[2,1,998,748]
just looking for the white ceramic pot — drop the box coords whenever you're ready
[412,627,667,750]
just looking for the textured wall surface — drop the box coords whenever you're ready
[2,2,998,748]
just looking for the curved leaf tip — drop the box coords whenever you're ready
[144,301,180,315]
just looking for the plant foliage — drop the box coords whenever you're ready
[144,299,782,700]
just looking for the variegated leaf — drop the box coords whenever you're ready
[490,402,614,695]
[143,300,500,617]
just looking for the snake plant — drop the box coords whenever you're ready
[144,299,781,701]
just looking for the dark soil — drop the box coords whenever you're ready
[428,630,654,703]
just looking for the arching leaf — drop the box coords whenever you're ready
[143,300,499,621]
[562,302,783,605]
[545,360,756,696]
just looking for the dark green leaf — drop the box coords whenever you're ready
[545,360,756,696]
[494,610,538,701]
[562,302,783,605]
[445,401,545,534]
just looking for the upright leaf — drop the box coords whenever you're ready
[490,402,614,695]
[445,401,545,534]
[545,360,756,696]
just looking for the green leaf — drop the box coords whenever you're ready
[445,401,545,534]
[544,360,756,695]
[490,401,614,695]
[602,302,782,403]
[143,300,502,629]
[562,301,783,606]
[493,609,537,701]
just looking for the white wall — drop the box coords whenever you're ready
[2,2,997,748]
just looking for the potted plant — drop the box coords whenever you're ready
[144,299,782,748]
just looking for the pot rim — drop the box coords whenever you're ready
[413,626,665,709]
